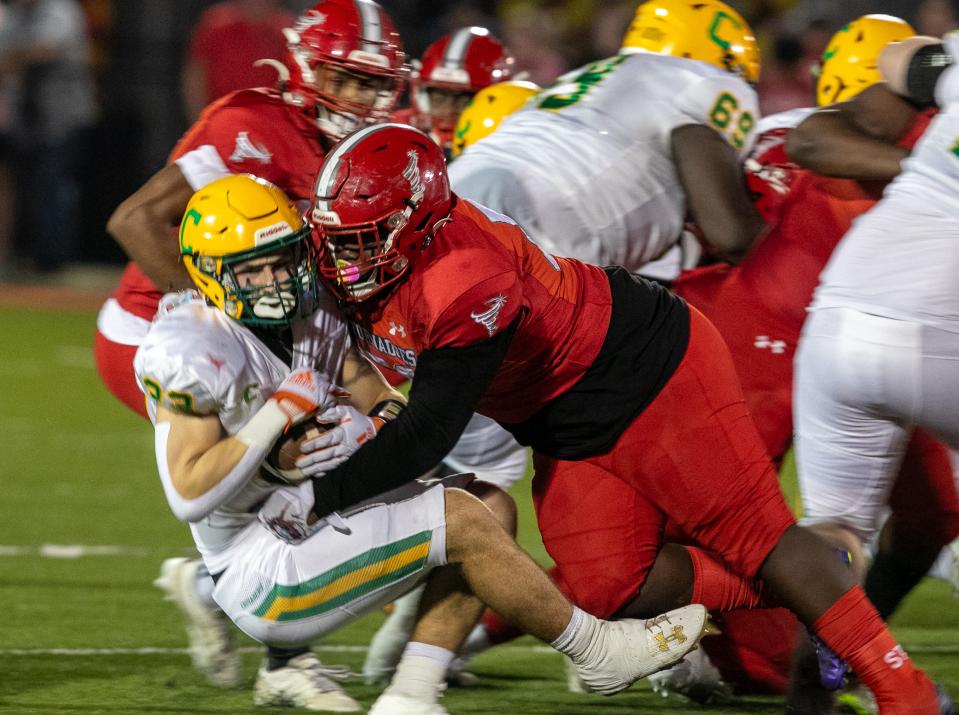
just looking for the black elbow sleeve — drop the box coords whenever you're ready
[906,44,952,106]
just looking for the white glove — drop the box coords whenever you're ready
[269,367,335,429]
[296,404,378,476]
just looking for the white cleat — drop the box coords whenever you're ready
[368,693,449,715]
[573,604,709,696]
[648,646,733,704]
[253,652,361,712]
[153,557,242,688]
[563,655,589,694]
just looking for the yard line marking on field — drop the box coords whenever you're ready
[0,645,557,656]
[0,544,150,558]
[2,644,956,657]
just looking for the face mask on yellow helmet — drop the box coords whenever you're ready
[451,80,541,158]
[179,174,320,327]
[816,14,915,106]
[620,0,760,85]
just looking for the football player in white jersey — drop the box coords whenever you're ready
[138,174,710,714]
[449,0,764,272]
[791,36,959,711]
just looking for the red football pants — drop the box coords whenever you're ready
[93,330,148,419]
[531,307,796,619]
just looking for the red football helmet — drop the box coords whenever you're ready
[412,27,514,150]
[278,0,407,139]
[310,124,452,301]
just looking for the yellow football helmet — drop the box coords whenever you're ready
[620,0,760,84]
[816,14,915,106]
[451,80,541,158]
[179,174,319,326]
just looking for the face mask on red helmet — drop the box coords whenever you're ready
[310,123,453,301]
[262,0,408,140]
[412,27,514,149]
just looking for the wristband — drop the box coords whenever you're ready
[235,400,290,452]
[368,398,405,431]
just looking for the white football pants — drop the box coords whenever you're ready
[794,307,959,542]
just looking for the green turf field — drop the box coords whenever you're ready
[1,306,957,714]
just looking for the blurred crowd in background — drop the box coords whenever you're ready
[0,0,957,276]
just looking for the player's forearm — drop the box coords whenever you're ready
[672,124,765,262]
[158,401,289,522]
[786,110,908,180]
[107,204,192,291]
[106,165,196,291]
[312,324,516,515]
[340,349,407,413]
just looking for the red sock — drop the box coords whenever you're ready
[480,609,523,645]
[687,546,772,611]
[814,586,937,714]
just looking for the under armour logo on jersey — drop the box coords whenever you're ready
[229,132,272,164]
[388,321,406,338]
[755,335,787,354]
[471,294,507,337]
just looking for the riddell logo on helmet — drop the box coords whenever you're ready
[349,50,390,68]
[311,208,342,226]
[254,222,293,245]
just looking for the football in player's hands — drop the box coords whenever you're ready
[266,417,334,483]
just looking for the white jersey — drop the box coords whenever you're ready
[448,52,759,270]
[812,61,959,332]
[133,291,349,571]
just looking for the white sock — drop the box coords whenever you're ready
[384,642,455,702]
[550,607,602,663]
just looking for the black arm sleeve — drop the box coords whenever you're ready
[906,43,952,106]
[311,319,517,516]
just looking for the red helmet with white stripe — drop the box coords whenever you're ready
[279,0,407,139]
[412,27,514,151]
[310,124,452,301]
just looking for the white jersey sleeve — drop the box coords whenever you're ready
[133,293,250,419]
[670,69,760,155]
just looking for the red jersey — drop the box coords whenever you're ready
[677,109,935,337]
[350,199,613,424]
[673,109,935,461]
[112,89,329,320]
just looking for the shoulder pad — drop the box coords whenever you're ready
[134,298,246,416]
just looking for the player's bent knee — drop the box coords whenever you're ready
[464,480,517,535]
[443,487,501,562]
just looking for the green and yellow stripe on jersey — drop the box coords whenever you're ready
[253,530,432,622]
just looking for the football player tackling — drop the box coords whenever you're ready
[304,122,942,714]
[136,174,709,714]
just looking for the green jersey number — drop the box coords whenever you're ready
[538,55,627,111]
[708,92,754,149]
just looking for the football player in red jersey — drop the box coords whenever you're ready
[391,27,513,157]
[94,1,409,704]
[96,0,407,421]
[302,122,941,713]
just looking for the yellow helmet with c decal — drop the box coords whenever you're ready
[179,174,320,326]
[620,0,760,84]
